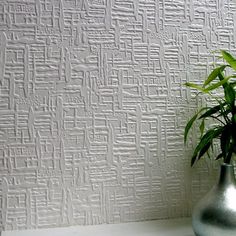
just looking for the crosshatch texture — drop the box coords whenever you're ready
[0,0,235,231]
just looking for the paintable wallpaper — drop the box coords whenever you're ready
[0,0,235,231]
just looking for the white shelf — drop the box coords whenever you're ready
[2,218,194,236]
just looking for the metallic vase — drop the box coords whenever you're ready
[192,163,236,236]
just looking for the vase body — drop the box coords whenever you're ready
[192,163,236,236]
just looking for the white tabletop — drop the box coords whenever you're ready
[2,218,194,236]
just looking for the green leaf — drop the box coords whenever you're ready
[216,107,231,119]
[184,82,206,93]
[204,65,227,87]
[184,107,208,144]
[191,127,223,166]
[191,153,198,167]
[199,104,226,119]
[229,81,236,87]
[218,71,226,86]
[234,114,236,122]
[199,119,205,137]
[184,113,198,144]
[224,84,235,107]
[204,76,232,92]
[220,125,231,159]
[198,141,212,161]
[215,153,223,160]
[216,99,231,123]
[221,50,236,71]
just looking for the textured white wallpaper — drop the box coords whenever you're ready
[0,0,235,231]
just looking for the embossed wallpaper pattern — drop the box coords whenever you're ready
[0,0,235,231]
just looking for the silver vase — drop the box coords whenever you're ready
[192,163,236,236]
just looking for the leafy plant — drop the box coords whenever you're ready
[184,50,236,166]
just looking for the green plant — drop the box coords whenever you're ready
[184,50,236,166]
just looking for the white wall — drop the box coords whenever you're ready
[0,0,235,231]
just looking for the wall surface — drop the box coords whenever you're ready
[0,0,235,231]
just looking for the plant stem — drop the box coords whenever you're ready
[210,115,225,125]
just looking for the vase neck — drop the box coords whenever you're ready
[218,163,236,186]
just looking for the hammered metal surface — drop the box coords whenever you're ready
[192,164,236,236]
